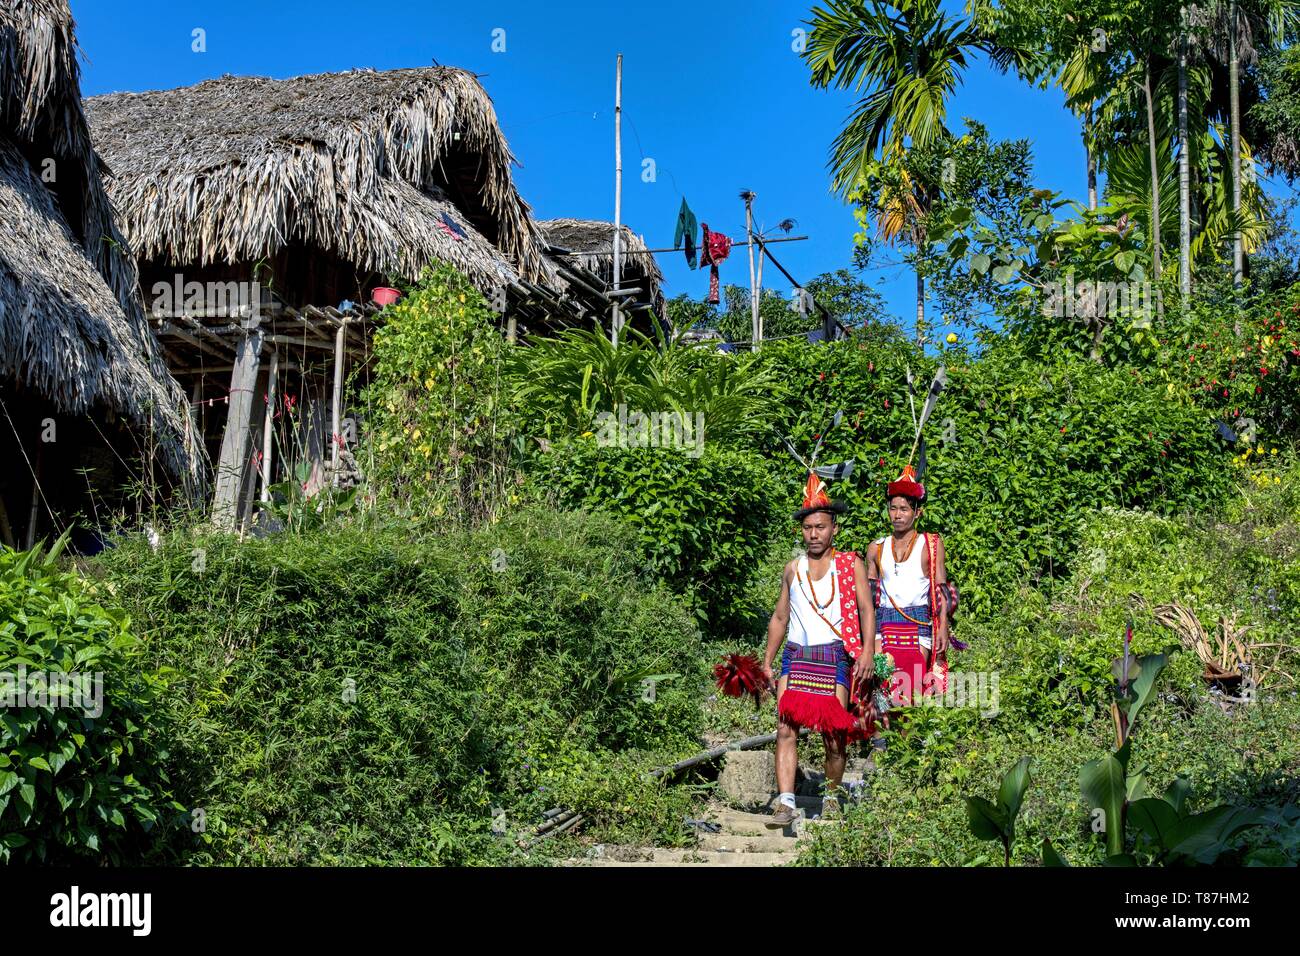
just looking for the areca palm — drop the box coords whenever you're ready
[804,0,1008,194]
[803,0,1015,337]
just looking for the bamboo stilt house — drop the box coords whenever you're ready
[0,0,200,551]
[85,66,590,527]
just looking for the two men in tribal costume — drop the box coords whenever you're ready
[761,464,951,828]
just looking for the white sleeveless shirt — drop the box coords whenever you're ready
[877,533,931,609]
[786,553,842,648]
[877,533,932,650]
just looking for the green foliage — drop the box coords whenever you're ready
[966,756,1032,865]
[507,325,787,446]
[360,262,516,523]
[798,475,1300,866]
[0,534,176,863]
[527,441,780,635]
[753,335,1237,620]
[92,506,706,864]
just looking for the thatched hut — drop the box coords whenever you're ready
[86,66,595,526]
[0,0,199,550]
[540,218,666,329]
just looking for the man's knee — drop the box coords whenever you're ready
[777,721,799,742]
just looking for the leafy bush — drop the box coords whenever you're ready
[0,536,176,863]
[360,262,518,523]
[753,335,1238,620]
[796,473,1300,867]
[92,506,706,864]
[527,441,781,635]
[507,325,787,446]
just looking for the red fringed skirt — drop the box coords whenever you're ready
[777,642,856,733]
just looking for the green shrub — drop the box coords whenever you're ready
[0,537,176,863]
[753,335,1239,619]
[359,262,518,523]
[92,506,706,864]
[527,441,781,635]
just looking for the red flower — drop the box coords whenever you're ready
[884,398,890,409]
[878,457,885,467]
[1060,426,1067,433]
[868,362,875,372]
[1161,451,1167,457]
[819,372,826,381]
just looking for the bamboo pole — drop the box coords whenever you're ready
[260,349,278,503]
[744,192,758,351]
[331,319,347,478]
[612,52,624,347]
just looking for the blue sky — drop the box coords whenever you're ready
[70,0,1282,332]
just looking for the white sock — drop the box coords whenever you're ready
[779,792,796,810]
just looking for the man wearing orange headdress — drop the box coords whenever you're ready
[867,464,950,710]
[761,473,875,827]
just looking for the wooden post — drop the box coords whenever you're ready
[212,319,263,529]
[755,234,765,346]
[331,318,347,480]
[612,52,624,347]
[25,443,42,550]
[1230,0,1243,297]
[260,349,278,502]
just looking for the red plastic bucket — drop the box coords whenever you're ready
[371,287,402,306]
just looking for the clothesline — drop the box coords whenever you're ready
[617,234,809,256]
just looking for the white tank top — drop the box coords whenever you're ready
[878,533,931,609]
[786,553,842,647]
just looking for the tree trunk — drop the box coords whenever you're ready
[915,269,925,346]
[1086,104,1097,211]
[1178,7,1192,300]
[1230,0,1243,305]
[1143,58,1165,318]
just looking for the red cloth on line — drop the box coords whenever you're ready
[699,223,732,304]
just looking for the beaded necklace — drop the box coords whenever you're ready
[798,549,837,611]
[888,531,920,575]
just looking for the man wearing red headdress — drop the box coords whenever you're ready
[867,465,950,710]
[761,473,875,827]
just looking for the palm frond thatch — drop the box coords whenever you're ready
[0,0,197,484]
[85,66,559,296]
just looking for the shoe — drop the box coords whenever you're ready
[767,804,798,828]
[821,794,842,820]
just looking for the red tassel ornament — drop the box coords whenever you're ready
[713,653,768,704]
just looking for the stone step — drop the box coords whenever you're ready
[698,832,798,854]
[573,856,792,867]
[652,849,794,866]
[702,809,775,836]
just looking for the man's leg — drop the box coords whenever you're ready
[775,675,797,795]
[769,675,799,827]
[822,683,850,792]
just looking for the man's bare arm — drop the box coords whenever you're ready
[763,562,794,685]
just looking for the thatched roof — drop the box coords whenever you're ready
[86,66,559,297]
[540,218,664,304]
[0,0,198,483]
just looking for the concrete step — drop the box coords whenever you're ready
[703,808,775,836]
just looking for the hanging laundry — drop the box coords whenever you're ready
[674,197,698,269]
[699,223,732,305]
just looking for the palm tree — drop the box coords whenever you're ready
[803,0,1016,337]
